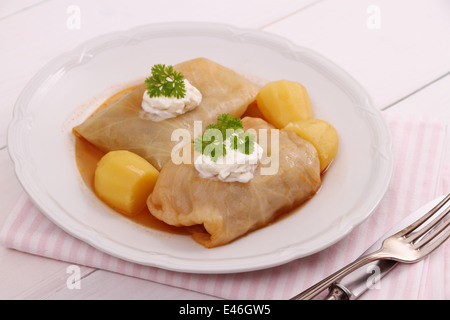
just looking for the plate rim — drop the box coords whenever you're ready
[7,22,393,273]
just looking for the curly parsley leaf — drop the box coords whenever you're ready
[194,114,255,161]
[194,128,226,162]
[145,64,186,99]
[233,131,255,155]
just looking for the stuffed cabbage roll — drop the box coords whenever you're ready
[147,117,322,248]
[73,58,260,171]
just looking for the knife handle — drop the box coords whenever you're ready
[290,250,384,300]
[323,285,350,300]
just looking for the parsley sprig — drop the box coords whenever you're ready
[194,114,255,162]
[145,64,186,99]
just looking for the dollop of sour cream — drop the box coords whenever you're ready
[194,138,264,183]
[141,79,202,121]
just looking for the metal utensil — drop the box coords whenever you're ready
[323,195,449,300]
[291,193,450,300]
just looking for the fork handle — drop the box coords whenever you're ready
[291,250,386,300]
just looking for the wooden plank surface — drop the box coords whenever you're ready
[263,0,450,109]
[0,0,449,300]
[0,0,318,147]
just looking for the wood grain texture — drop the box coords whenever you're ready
[46,270,219,300]
[0,0,46,20]
[0,0,318,147]
[263,0,450,109]
[0,0,449,300]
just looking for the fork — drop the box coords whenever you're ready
[291,193,450,300]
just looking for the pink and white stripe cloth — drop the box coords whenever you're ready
[1,112,449,300]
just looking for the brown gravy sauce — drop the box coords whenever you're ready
[74,86,189,235]
[74,86,320,240]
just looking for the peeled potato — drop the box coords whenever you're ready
[94,150,159,216]
[284,119,338,172]
[256,80,313,128]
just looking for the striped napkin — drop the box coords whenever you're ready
[1,112,449,300]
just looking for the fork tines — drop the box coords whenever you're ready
[405,194,450,252]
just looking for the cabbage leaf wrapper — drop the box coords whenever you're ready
[73,58,260,171]
[147,117,322,248]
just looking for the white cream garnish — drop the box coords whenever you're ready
[141,79,201,121]
[194,138,264,183]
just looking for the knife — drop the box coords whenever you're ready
[323,194,448,300]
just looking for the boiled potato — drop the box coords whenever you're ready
[284,119,338,172]
[94,150,159,216]
[256,80,313,128]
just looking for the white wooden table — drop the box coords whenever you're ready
[1,0,449,300]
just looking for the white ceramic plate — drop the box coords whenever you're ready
[8,22,393,274]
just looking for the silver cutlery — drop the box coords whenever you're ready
[291,193,450,300]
